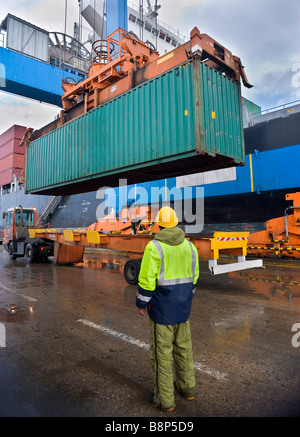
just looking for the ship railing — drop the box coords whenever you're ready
[248,99,300,125]
[127,0,186,41]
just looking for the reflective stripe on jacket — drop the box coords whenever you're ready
[136,237,199,325]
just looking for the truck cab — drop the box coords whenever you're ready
[3,206,54,262]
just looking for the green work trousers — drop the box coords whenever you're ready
[149,319,196,409]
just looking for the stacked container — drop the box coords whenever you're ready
[0,125,27,187]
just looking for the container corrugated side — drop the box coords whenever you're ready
[25,60,245,195]
[198,63,244,160]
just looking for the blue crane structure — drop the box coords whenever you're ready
[0,1,128,107]
[0,44,83,107]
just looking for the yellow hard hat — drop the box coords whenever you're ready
[156,206,178,228]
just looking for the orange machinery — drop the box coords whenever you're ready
[21,25,252,143]
[88,205,159,235]
[28,225,262,283]
[61,28,159,112]
[27,201,263,284]
[60,26,252,114]
[248,192,300,259]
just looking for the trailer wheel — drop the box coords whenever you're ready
[124,259,142,285]
[25,243,37,263]
[8,242,17,260]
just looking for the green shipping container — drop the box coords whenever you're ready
[25,59,245,195]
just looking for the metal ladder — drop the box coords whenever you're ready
[38,196,63,226]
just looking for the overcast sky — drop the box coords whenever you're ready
[0,0,300,135]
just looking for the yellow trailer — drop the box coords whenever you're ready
[27,228,263,284]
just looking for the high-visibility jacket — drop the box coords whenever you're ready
[136,228,199,325]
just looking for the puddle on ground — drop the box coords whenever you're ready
[231,269,300,307]
[75,256,127,272]
[0,306,31,323]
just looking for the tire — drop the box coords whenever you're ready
[8,242,17,260]
[25,243,37,263]
[124,259,142,285]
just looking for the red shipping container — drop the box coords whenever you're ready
[0,167,25,186]
[0,153,26,173]
[0,139,26,159]
[0,125,27,147]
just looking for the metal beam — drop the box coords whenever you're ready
[106,0,128,39]
[0,46,83,107]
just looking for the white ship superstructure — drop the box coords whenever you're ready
[80,0,186,54]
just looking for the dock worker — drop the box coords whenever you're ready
[136,206,199,412]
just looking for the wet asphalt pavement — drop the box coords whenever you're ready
[0,246,300,419]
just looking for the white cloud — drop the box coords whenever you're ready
[1,0,79,35]
[157,0,300,109]
[3,0,41,11]
[0,93,59,135]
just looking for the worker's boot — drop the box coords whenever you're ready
[174,381,195,401]
[147,392,175,413]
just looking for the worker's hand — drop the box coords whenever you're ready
[138,308,147,317]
